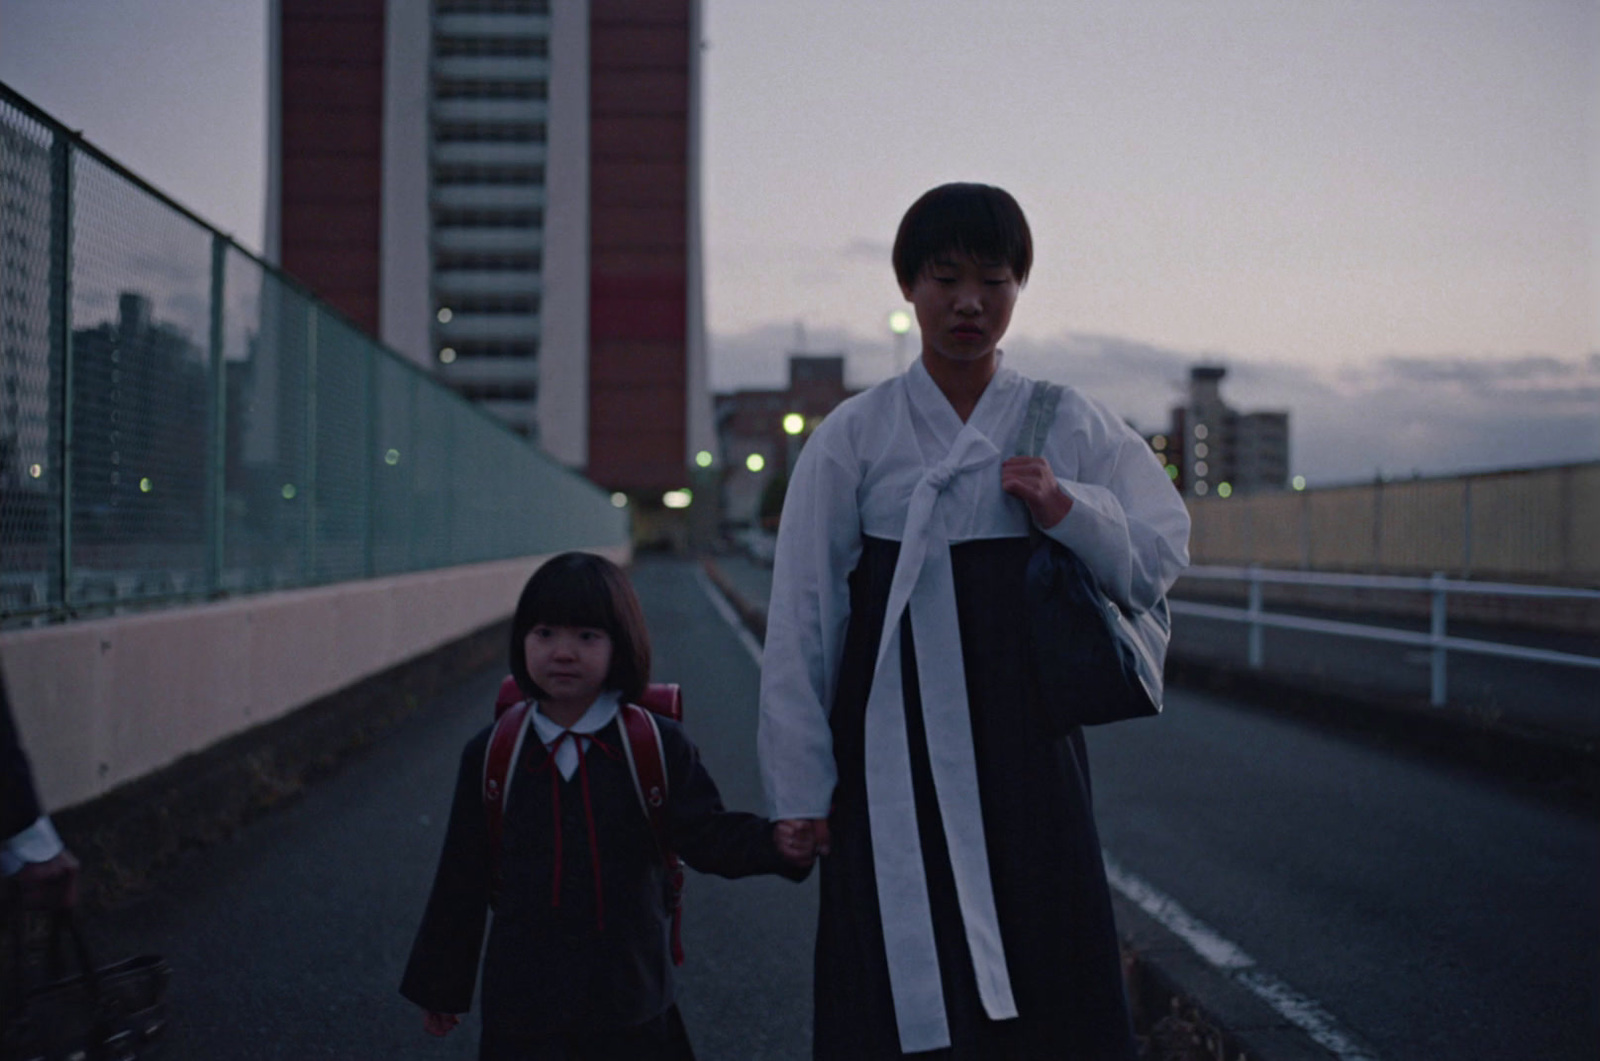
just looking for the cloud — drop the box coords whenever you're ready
[711,324,1600,485]
[842,238,893,261]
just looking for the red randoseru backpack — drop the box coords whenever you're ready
[483,676,688,965]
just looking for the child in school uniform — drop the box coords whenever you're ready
[401,552,814,1060]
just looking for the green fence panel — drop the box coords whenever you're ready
[67,150,214,609]
[0,81,628,628]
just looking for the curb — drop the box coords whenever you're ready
[699,557,1338,1061]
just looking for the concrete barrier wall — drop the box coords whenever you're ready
[1188,461,1600,586]
[0,547,628,814]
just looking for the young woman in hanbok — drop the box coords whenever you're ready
[758,183,1191,1059]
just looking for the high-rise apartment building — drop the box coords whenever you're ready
[1150,364,1290,497]
[267,0,710,496]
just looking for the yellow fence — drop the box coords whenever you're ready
[1186,462,1600,587]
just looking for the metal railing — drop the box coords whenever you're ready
[0,81,627,627]
[1171,565,1600,706]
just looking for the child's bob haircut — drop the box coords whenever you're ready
[892,182,1033,291]
[509,552,652,704]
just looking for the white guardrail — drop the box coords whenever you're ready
[1171,566,1600,707]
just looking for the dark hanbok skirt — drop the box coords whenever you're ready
[814,535,1136,1060]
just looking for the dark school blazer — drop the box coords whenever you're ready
[400,713,807,1040]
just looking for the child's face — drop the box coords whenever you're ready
[901,252,1019,367]
[523,624,614,712]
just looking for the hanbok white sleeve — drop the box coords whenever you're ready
[1041,393,1191,612]
[757,423,862,820]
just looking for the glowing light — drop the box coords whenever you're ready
[139,478,153,493]
[28,463,42,479]
[1152,435,1167,451]
[1293,476,1307,491]
[436,308,453,323]
[1194,424,1209,440]
[439,347,457,364]
[1165,464,1179,481]
[1194,481,1209,496]
[611,492,628,508]
[662,489,692,509]
[745,453,766,473]
[385,449,400,466]
[282,484,297,500]
[782,413,805,436]
[888,310,912,334]
[695,450,713,468]
[1217,482,1233,498]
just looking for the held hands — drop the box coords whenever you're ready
[774,818,832,868]
[1001,456,1072,530]
[423,1010,460,1037]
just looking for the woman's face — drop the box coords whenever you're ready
[901,253,1020,367]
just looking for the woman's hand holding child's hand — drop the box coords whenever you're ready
[423,1011,460,1037]
[1001,456,1072,529]
[775,818,831,868]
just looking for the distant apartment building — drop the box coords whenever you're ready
[267,0,710,497]
[714,354,857,526]
[1151,364,1289,497]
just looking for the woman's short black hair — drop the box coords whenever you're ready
[892,182,1033,290]
[509,552,651,704]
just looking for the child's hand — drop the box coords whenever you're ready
[775,818,830,867]
[423,1011,460,1037]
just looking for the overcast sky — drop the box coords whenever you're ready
[1,0,1595,483]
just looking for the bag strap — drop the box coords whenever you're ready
[1011,379,1063,459]
[483,699,534,892]
[616,703,685,965]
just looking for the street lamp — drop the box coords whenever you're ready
[888,309,912,372]
[782,412,805,480]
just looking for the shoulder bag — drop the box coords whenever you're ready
[1013,380,1170,730]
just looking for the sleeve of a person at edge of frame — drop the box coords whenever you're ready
[756,413,863,824]
[399,729,493,1017]
[658,718,811,884]
[1039,385,1192,613]
[0,672,63,876]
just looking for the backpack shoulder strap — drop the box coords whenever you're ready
[617,702,669,834]
[483,698,534,882]
[616,700,686,966]
[1011,379,1064,459]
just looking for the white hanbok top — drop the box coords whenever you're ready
[757,358,1190,1051]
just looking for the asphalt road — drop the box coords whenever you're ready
[84,556,817,1060]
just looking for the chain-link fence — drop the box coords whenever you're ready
[0,82,627,626]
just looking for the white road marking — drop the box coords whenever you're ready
[696,566,765,665]
[701,564,1383,1061]
[1102,854,1383,1061]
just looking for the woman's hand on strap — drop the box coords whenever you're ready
[1001,456,1073,529]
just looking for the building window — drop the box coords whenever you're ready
[436,36,549,58]
[448,341,538,360]
[446,295,540,314]
[453,381,537,403]
[434,251,542,272]
[434,164,545,186]
[435,122,545,143]
[433,208,544,229]
[436,79,549,100]
[435,0,550,15]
